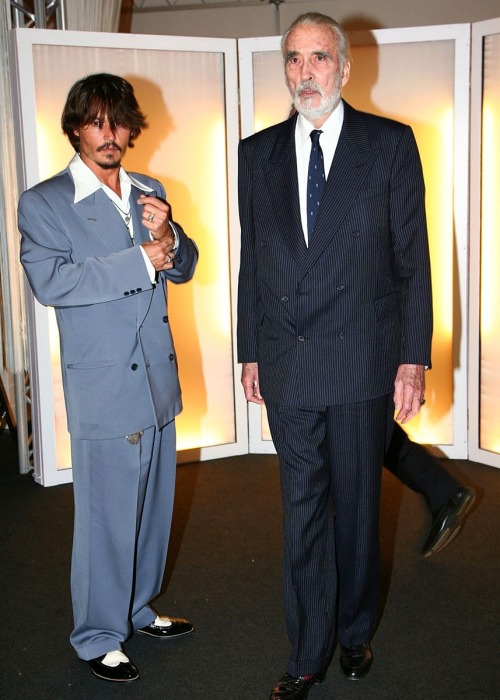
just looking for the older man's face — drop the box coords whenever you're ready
[284,23,350,127]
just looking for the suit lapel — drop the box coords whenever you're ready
[73,189,132,252]
[304,101,380,274]
[264,116,308,268]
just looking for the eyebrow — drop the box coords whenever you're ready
[285,50,333,61]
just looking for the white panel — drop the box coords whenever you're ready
[469,18,500,469]
[10,28,245,485]
[238,25,471,458]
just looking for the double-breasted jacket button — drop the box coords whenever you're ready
[298,335,305,342]
[163,315,169,323]
[131,363,138,370]
[281,296,289,303]
[169,353,174,361]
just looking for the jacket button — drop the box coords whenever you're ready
[338,332,345,340]
[163,316,169,323]
[260,241,267,247]
[136,287,142,293]
[124,291,129,296]
[298,335,305,342]
[336,284,345,291]
[352,230,361,238]
[281,296,289,302]
[169,354,174,361]
[131,363,138,370]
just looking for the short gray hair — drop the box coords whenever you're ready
[281,13,352,70]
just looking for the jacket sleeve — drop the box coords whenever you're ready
[18,188,152,308]
[236,140,259,364]
[389,126,433,367]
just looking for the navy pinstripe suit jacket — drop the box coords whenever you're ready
[237,101,432,407]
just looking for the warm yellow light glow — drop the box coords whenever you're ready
[424,108,454,339]
[479,89,500,453]
[480,106,500,336]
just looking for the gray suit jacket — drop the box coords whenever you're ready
[19,167,198,439]
[237,101,432,407]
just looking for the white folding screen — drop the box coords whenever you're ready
[238,25,471,458]
[469,18,500,468]
[10,29,246,485]
[9,22,500,485]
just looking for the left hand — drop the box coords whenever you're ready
[394,363,426,424]
[138,194,171,241]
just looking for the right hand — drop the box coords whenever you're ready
[241,362,265,405]
[141,237,175,271]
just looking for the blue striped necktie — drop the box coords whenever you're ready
[307,129,325,238]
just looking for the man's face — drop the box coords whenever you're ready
[284,24,350,127]
[74,114,132,173]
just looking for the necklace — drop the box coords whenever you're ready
[111,199,131,227]
[111,200,134,243]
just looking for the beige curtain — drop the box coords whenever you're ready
[65,0,122,32]
[0,0,30,468]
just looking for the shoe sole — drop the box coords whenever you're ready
[136,627,194,639]
[90,668,140,682]
[423,491,476,557]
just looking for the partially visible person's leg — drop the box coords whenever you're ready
[385,422,475,556]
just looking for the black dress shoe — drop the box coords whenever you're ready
[269,670,326,699]
[136,616,193,639]
[422,486,476,557]
[339,643,373,680]
[88,653,139,682]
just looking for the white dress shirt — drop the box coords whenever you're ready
[294,101,344,245]
[69,153,173,283]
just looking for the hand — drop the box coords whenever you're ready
[241,362,265,405]
[394,363,426,424]
[138,194,171,241]
[141,237,175,271]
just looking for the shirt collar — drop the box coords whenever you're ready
[69,153,153,203]
[297,99,344,147]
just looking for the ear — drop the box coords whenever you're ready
[341,62,351,87]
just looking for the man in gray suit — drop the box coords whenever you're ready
[237,14,432,699]
[19,74,198,683]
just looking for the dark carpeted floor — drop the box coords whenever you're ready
[0,429,499,700]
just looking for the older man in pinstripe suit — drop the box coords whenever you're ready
[237,13,432,700]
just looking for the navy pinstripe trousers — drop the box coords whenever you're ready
[266,394,393,677]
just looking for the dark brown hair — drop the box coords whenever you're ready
[61,73,148,152]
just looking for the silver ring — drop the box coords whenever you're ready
[166,254,172,263]
[147,213,154,222]
[420,398,426,405]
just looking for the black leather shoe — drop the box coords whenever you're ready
[269,670,326,699]
[339,643,373,680]
[422,486,476,557]
[88,652,139,682]
[136,616,193,639]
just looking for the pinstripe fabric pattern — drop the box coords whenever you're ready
[266,395,392,676]
[236,99,432,677]
[237,101,432,407]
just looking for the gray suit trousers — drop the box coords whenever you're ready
[69,422,176,660]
